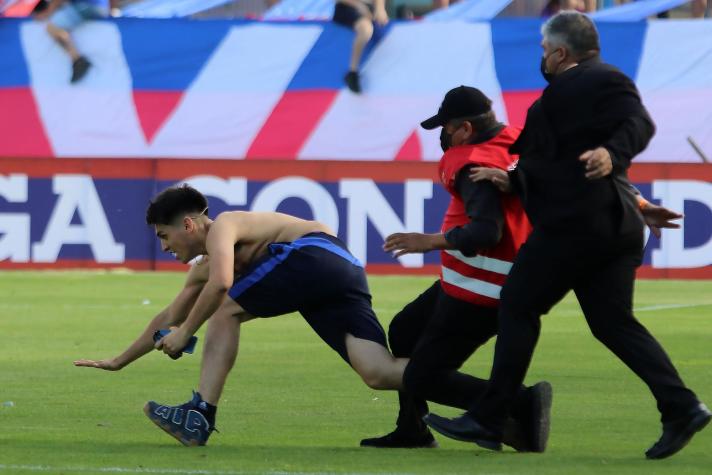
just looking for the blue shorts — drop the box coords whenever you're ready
[50,2,107,31]
[228,233,387,364]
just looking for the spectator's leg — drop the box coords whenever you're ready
[46,23,81,62]
[693,0,708,18]
[45,4,92,83]
[583,0,597,12]
[349,17,373,72]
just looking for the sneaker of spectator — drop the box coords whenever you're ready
[35,0,119,84]
[332,0,388,94]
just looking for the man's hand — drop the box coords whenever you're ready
[469,167,512,192]
[640,201,683,238]
[383,232,439,257]
[155,326,191,358]
[73,358,122,371]
[579,147,612,179]
[374,7,389,26]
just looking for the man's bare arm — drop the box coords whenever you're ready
[74,260,209,370]
[158,217,238,356]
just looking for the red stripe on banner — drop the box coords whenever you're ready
[3,0,41,17]
[0,157,440,180]
[629,163,712,182]
[245,90,338,160]
[0,158,154,178]
[2,261,710,279]
[7,160,712,183]
[155,159,440,181]
[0,259,153,270]
[132,91,184,143]
[0,88,53,157]
[637,266,712,279]
[394,130,422,161]
[502,90,541,128]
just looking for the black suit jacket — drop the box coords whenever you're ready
[509,56,654,235]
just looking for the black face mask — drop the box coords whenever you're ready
[540,55,555,83]
[440,128,452,152]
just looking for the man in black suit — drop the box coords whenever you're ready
[424,11,710,459]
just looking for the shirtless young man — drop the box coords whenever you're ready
[75,184,406,446]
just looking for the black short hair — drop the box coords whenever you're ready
[542,11,600,61]
[146,184,208,226]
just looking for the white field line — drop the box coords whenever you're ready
[634,303,712,312]
[0,465,515,475]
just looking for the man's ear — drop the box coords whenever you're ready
[183,216,194,231]
[558,47,568,63]
[462,120,475,140]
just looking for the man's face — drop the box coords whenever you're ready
[443,119,473,149]
[154,218,197,264]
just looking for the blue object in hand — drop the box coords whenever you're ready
[153,329,198,355]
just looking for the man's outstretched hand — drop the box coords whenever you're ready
[641,201,683,238]
[73,358,122,371]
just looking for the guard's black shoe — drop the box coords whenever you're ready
[344,71,361,94]
[71,56,91,83]
[360,429,439,448]
[646,403,711,459]
[423,413,502,451]
[501,381,553,452]
[526,381,553,452]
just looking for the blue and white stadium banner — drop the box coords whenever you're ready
[0,18,710,163]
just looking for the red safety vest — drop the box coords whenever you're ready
[438,126,531,307]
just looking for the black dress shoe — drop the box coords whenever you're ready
[502,381,553,452]
[360,429,439,448]
[527,381,553,453]
[646,403,711,459]
[423,413,502,451]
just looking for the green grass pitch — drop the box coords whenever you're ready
[1,272,711,475]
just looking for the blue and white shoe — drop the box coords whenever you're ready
[143,391,215,446]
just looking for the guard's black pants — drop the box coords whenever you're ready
[388,281,530,432]
[470,214,700,430]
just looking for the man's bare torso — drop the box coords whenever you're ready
[196,211,333,278]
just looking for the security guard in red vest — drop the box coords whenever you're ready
[360,86,552,452]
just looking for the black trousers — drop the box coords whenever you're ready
[471,214,700,430]
[388,281,530,432]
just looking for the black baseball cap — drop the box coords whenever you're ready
[420,86,492,130]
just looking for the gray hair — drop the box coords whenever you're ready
[451,111,499,133]
[541,10,600,60]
